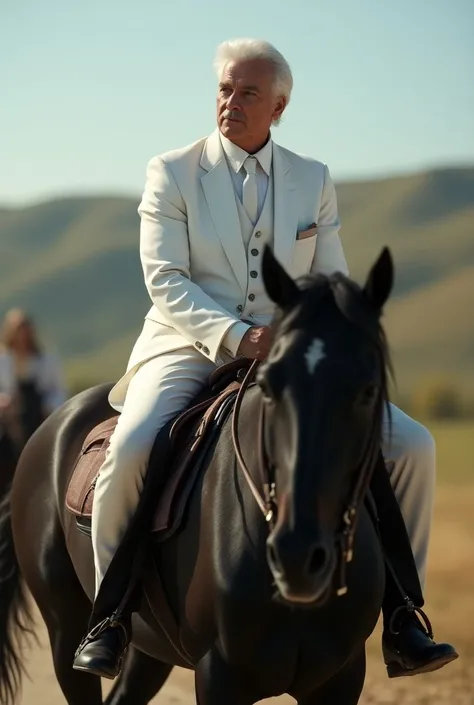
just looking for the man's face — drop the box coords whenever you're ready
[216,59,286,152]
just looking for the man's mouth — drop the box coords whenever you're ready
[223,111,243,123]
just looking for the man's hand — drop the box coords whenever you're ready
[237,326,272,361]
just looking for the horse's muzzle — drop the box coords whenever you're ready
[266,527,335,606]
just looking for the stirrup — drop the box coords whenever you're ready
[74,611,129,658]
[389,598,434,639]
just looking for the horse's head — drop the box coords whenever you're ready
[258,245,393,606]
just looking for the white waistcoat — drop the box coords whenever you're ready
[234,172,276,325]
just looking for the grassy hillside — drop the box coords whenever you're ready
[1,166,473,394]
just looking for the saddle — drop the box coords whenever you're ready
[65,357,253,539]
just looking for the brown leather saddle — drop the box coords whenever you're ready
[65,357,253,540]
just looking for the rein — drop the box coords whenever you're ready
[231,360,276,522]
[231,359,382,598]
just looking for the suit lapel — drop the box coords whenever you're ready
[272,143,298,271]
[200,130,248,293]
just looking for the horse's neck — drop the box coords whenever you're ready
[214,385,269,549]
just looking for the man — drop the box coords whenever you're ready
[73,38,457,679]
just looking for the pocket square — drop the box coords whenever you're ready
[296,223,318,240]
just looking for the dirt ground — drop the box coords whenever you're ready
[17,486,474,704]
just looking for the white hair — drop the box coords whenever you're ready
[213,38,293,122]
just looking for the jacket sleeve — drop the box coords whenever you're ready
[138,156,244,363]
[311,164,349,277]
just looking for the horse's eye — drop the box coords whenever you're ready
[268,339,285,362]
[359,383,378,406]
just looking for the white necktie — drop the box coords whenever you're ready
[242,156,258,224]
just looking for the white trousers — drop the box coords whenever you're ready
[91,349,435,595]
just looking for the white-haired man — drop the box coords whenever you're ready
[73,38,457,679]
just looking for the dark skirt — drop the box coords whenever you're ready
[17,379,45,445]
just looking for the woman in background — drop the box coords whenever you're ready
[0,308,67,453]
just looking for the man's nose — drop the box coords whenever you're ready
[226,92,240,110]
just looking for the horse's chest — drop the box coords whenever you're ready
[216,583,378,697]
[219,614,303,693]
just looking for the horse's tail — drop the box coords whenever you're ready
[0,490,35,705]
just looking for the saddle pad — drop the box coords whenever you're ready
[65,416,119,516]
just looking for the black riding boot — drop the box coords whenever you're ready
[381,568,458,678]
[73,611,131,679]
[370,452,458,678]
[72,558,145,680]
[72,529,146,679]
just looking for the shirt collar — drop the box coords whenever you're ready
[219,132,273,176]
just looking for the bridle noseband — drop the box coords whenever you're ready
[231,359,381,598]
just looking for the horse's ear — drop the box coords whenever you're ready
[363,247,394,312]
[262,245,300,308]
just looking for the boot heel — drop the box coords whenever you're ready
[386,662,405,678]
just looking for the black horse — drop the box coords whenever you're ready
[0,247,420,704]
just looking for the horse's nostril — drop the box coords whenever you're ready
[307,545,328,575]
[267,541,282,573]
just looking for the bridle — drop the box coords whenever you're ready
[231,358,383,597]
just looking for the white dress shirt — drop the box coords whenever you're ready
[219,133,273,222]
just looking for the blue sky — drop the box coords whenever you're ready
[2,0,473,204]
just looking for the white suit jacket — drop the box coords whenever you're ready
[109,129,349,406]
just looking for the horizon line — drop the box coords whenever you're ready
[1,161,473,210]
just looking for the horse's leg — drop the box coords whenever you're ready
[195,649,256,705]
[104,647,173,705]
[40,596,102,705]
[39,585,103,705]
[297,650,366,705]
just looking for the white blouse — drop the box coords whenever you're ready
[0,351,67,414]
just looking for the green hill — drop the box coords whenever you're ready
[1,166,473,396]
